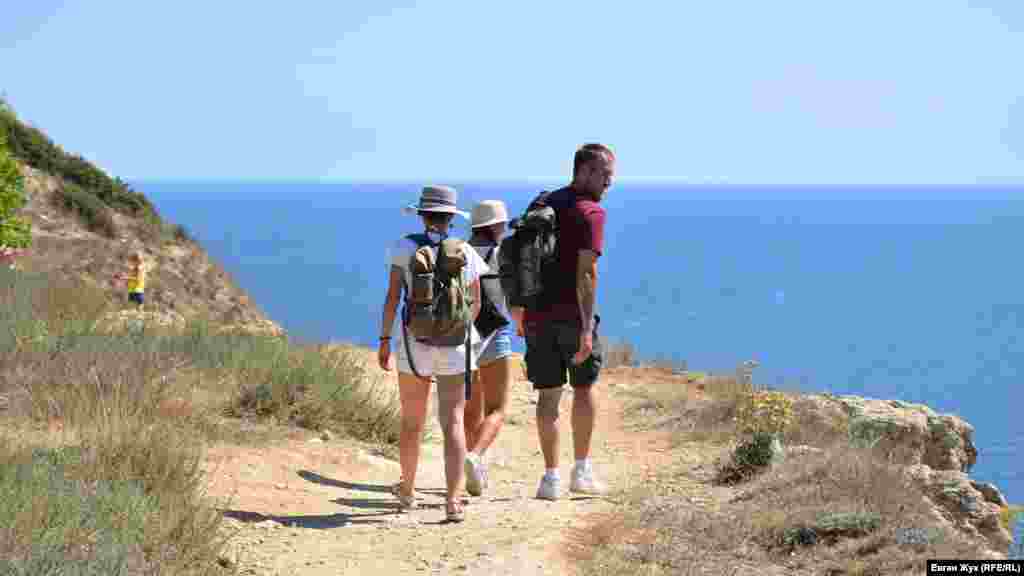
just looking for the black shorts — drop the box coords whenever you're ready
[524,315,602,390]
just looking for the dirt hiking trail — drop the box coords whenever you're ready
[208,365,719,575]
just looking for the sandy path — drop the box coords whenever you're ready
[207,366,712,576]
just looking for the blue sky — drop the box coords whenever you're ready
[1,1,1022,183]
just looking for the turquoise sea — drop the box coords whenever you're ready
[138,181,1023,512]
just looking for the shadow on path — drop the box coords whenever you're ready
[220,508,393,530]
[297,470,396,493]
[299,469,446,495]
[330,497,409,511]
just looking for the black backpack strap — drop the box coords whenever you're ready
[401,306,427,380]
[479,245,500,280]
[465,323,471,400]
[527,190,553,212]
[405,232,433,248]
[509,191,553,231]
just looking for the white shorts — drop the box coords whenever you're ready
[396,329,479,377]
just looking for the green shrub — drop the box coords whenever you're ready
[53,182,118,238]
[780,511,882,549]
[736,431,783,468]
[716,431,783,484]
[0,132,31,250]
[813,511,882,538]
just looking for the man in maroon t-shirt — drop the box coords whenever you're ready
[513,143,614,500]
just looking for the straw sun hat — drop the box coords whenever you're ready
[470,200,509,229]
[403,185,470,219]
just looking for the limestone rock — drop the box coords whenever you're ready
[969,480,1008,508]
[795,394,977,472]
[785,445,825,458]
[903,464,1013,554]
[95,308,187,333]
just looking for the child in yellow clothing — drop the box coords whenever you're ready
[114,251,147,307]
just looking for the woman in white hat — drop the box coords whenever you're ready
[461,200,516,497]
[378,185,488,523]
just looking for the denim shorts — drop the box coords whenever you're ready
[476,324,514,366]
[128,292,144,305]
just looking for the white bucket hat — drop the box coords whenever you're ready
[470,200,509,229]
[404,185,470,219]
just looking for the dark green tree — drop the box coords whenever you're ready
[0,130,32,249]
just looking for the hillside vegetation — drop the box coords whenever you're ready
[1,97,154,230]
[0,99,280,329]
[0,101,402,574]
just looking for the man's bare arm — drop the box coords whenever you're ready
[577,249,598,332]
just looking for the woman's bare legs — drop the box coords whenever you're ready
[464,370,485,450]
[397,372,432,498]
[436,373,468,514]
[468,357,512,457]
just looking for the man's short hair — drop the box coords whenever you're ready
[573,143,615,178]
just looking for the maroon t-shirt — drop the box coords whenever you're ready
[523,186,606,325]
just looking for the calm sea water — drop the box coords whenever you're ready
[138,181,1023,509]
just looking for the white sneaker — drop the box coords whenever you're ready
[570,467,607,495]
[465,453,485,497]
[536,474,560,501]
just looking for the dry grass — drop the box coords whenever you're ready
[579,365,1005,576]
[0,270,231,574]
[621,370,754,448]
[0,266,402,573]
[603,339,638,369]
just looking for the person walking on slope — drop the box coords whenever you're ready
[113,250,147,308]
[463,200,515,497]
[377,185,488,523]
[516,143,615,500]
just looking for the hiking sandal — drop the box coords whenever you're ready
[445,501,465,523]
[391,482,418,511]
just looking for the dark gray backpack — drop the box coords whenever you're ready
[472,243,510,338]
[498,191,559,310]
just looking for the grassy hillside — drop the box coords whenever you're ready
[0,99,404,573]
[0,99,282,331]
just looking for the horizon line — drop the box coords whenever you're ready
[127,177,1024,188]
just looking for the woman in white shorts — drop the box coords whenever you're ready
[377,185,488,523]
